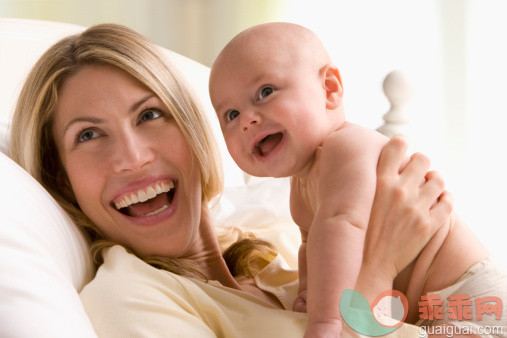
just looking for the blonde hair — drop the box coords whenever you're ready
[10,23,274,280]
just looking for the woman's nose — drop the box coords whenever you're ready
[241,111,262,132]
[111,130,155,173]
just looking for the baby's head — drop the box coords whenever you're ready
[209,22,345,178]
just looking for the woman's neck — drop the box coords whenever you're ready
[184,205,241,289]
[184,205,285,308]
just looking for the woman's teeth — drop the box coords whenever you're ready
[114,181,174,210]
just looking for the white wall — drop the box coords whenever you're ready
[462,0,507,265]
[277,0,507,264]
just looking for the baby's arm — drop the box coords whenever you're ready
[293,228,309,313]
[305,126,387,336]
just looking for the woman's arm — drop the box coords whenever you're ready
[355,135,453,302]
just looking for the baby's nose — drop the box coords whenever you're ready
[241,111,261,132]
[242,119,258,132]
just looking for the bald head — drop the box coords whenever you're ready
[211,22,331,83]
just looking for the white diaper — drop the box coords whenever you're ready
[416,257,507,337]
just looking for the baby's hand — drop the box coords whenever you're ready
[294,240,308,313]
[304,319,342,338]
[292,289,307,313]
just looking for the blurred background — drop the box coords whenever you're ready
[1,0,506,263]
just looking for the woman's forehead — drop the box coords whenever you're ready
[58,65,153,112]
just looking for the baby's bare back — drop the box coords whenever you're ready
[292,122,489,323]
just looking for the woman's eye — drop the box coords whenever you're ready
[77,129,99,143]
[226,110,240,122]
[258,86,274,100]
[139,109,162,122]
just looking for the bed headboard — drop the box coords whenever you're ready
[376,70,413,138]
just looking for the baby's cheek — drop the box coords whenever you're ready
[226,141,244,161]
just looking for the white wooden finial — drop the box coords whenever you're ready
[376,70,413,138]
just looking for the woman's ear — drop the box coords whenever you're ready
[322,65,343,110]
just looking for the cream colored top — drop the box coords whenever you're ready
[79,245,420,337]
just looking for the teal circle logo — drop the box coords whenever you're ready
[340,289,408,336]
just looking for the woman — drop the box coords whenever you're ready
[10,24,452,337]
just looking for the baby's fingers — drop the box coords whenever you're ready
[420,170,445,209]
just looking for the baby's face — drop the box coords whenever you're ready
[210,46,333,178]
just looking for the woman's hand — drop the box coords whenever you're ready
[356,135,453,300]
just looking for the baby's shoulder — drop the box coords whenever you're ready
[326,122,388,143]
[321,122,388,159]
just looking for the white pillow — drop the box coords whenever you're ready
[0,152,96,337]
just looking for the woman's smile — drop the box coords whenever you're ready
[112,178,178,226]
[112,179,174,214]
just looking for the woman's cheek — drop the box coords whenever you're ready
[66,152,108,211]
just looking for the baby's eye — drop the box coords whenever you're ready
[139,109,162,123]
[77,129,100,143]
[226,110,240,122]
[258,86,275,100]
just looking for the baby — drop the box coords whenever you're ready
[209,22,494,337]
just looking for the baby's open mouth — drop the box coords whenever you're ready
[254,132,284,157]
[113,180,176,217]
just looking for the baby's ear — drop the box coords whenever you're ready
[322,65,343,109]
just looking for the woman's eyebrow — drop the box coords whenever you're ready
[64,117,104,134]
[63,94,157,134]
[129,94,157,114]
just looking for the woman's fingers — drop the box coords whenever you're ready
[429,190,454,231]
[377,134,409,177]
[419,170,446,209]
[400,152,431,187]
